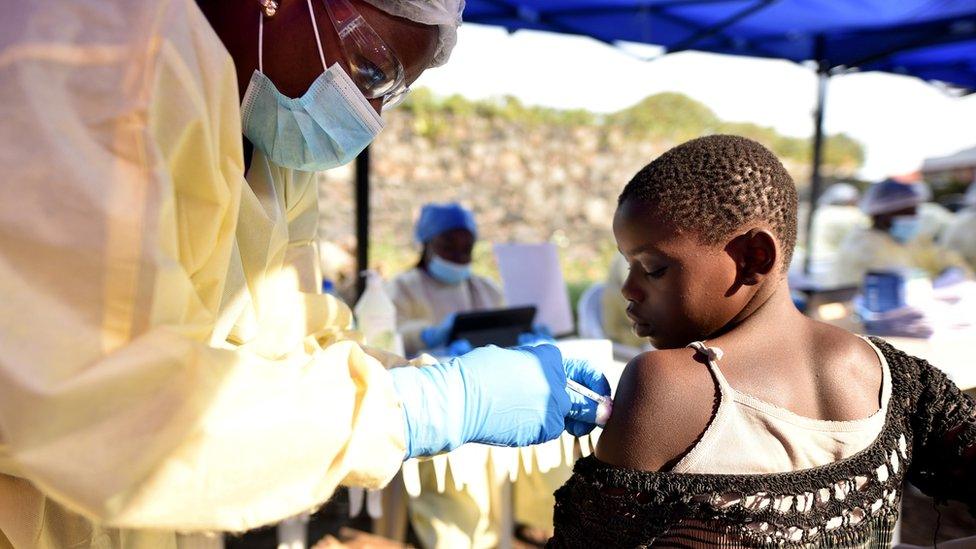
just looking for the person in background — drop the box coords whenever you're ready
[390,203,504,358]
[941,180,976,271]
[809,182,869,262]
[834,179,971,286]
[319,240,356,296]
[917,201,956,244]
[388,202,506,548]
[602,254,649,348]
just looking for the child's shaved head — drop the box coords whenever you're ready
[618,135,798,270]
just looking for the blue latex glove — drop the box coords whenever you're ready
[445,338,473,356]
[563,359,612,437]
[517,324,555,346]
[420,312,456,349]
[390,344,610,458]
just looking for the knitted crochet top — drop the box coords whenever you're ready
[549,338,976,548]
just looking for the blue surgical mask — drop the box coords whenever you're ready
[889,215,920,244]
[240,5,383,172]
[429,254,472,285]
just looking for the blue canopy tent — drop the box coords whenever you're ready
[460,1,976,69]
[354,1,976,289]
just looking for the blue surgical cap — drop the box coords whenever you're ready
[414,203,478,243]
[860,179,929,216]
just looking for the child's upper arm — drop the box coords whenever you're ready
[595,349,717,472]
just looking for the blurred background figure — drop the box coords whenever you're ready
[834,178,971,286]
[810,183,870,263]
[389,202,504,357]
[917,201,956,244]
[388,202,506,549]
[941,180,976,271]
[319,240,356,298]
[602,254,648,348]
[803,182,871,285]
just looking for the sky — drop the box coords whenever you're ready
[413,24,976,180]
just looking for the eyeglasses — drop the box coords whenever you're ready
[257,0,411,109]
[321,0,410,109]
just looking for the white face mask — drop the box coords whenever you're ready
[889,215,921,244]
[428,254,472,285]
[240,0,383,172]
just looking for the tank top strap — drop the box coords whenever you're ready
[671,341,735,473]
[686,341,734,395]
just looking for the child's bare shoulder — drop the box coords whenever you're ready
[595,347,719,472]
[808,322,885,415]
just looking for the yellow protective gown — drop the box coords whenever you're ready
[601,255,645,348]
[388,268,504,357]
[388,267,505,549]
[833,227,973,287]
[0,1,405,546]
[941,209,976,271]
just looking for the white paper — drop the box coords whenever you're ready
[494,242,575,336]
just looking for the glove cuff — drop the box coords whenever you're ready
[389,361,465,459]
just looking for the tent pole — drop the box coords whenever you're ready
[355,146,371,299]
[803,40,829,277]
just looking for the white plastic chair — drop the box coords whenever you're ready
[576,282,606,339]
[576,282,654,362]
[576,282,645,362]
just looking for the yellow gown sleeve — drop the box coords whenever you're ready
[0,0,404,534]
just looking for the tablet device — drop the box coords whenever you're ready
[448,306,537,348]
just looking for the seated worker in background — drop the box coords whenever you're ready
[389,202,506,549]
[550,135,976,546]
[941,180,976,271]
[390,202,504,357]
[809,182,869,262]
[834,178,971,286]
[602,253,650,348]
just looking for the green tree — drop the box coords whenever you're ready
[608,92,720,140]
[823,133,865,172]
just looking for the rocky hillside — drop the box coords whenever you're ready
[316,90,864,283]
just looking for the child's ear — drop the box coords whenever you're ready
[726,228,778,286]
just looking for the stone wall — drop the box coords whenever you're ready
[317,109,819,284]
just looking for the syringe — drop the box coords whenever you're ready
[566,379,613,426]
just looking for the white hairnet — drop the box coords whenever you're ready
[361,0,465,67]
[860,179,930,216]
[818,183,860,206]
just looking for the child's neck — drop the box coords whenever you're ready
[713,278,803,342]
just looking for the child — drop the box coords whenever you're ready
[550,136,975,547]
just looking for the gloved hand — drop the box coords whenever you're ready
[445,338,473,357]
[420,312,457,349]
[563,359,612,436]
[517,324,555,346]
[390,344,610,458]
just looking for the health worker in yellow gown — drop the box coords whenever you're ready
[834,179,971,287]
[0,2,609,548]
[390,203,505,359]
[941,181,976,272]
